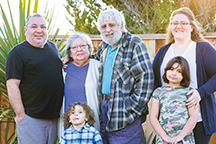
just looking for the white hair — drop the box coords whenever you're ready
[65,32,93,61]
[97,8,126,32]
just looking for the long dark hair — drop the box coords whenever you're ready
[162,56,190,87]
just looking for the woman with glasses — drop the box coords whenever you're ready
[58,32,100,137]
[153,7,216,144]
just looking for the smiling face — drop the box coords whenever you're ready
[25,16,48,48]
[100,19,123,46]
[166,63,183,86]
[69,105,87,130]
[69,37,90,67]
[171,14,193,41]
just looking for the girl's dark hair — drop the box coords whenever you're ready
[162,56,190,87]
[63,102,95,129]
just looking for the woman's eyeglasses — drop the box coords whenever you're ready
[170,21,190,27]
[70,44,88,51]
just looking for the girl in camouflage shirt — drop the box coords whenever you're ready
[150,56,198,144]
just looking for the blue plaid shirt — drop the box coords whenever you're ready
[94,32,154,131]
[59,123,103,144]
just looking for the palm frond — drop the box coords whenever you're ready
[0,0,68,143]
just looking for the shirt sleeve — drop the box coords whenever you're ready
[59,134,66,144]
[6,50,23,80]
[197,42,216,99]
[152,88,160,100]
[128,39,154,115]
[93,130,103,144]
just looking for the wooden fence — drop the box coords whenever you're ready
[89,33,216,61]
[88,33,216,144]
[1,33,216,143]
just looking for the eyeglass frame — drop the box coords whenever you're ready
[100,23,118,31]
[69,44,88,51]
[170,21,191,27]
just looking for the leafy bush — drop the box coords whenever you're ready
[0,0,68,143]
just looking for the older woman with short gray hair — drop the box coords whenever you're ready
[65,32,93,62]
[59,32,100,137]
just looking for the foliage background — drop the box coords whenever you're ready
[1,0,216,143]
[65,0,216,34]
[0,0,68,143]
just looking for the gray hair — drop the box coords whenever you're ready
[97,9,126,32]
[65,32,93,61]
[26,13,47,27]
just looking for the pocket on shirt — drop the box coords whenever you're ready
[117,63,134,86]
[117,63,135,112]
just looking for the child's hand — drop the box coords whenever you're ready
[161,135,172,143]
[169,135,183,144]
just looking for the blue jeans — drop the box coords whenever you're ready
[100,99,145,144]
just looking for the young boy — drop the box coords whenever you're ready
[59,102,103,144]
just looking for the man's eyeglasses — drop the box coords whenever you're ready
[100,23,117,30]
[70,44,88,51]
[170,21,190,27]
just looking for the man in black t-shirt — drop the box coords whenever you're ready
[6,13,64,144]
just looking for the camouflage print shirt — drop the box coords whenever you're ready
[152,86,195,144]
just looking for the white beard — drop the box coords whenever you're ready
[101,29,122,46]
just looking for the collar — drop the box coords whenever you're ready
[70,123,90,132]
[107,43,119,51]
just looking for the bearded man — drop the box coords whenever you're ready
[95,9,154,144]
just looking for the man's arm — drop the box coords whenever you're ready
[7,79,25,122]
[90,41,108,60]
[129,39,154,115]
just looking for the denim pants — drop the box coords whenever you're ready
[100,99,145,144]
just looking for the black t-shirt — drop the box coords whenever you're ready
[6,40,64,119]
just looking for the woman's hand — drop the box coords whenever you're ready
[61,57,69,68]
[186,89,201,108]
